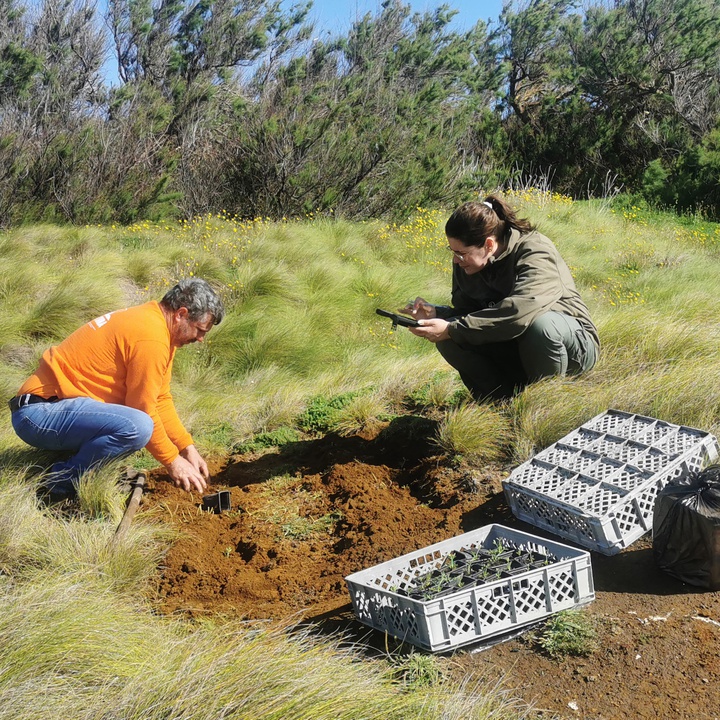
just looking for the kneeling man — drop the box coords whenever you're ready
[9,278,224,501]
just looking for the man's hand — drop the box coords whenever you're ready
[409,318,451,343]
[166,447,208,493]
[180,444,209,479]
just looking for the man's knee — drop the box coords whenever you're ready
[126,410,154,451]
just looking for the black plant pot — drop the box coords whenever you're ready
[202,490,231,514]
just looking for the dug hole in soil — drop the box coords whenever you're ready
[142,416,720,720]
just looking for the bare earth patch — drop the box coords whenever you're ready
[141,419,720,720]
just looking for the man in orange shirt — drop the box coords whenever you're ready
[9,278,224,502]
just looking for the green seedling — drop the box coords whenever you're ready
[536,609,598,658]
[488,539,507,561]
[468,548,484,563]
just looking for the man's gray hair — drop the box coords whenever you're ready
[161,278,225,324]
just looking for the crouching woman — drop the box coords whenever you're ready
[405,195,599,401]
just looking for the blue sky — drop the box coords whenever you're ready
[296,0,505,33]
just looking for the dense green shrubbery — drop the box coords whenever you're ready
[1,0,719,225]
[234,426,301,454]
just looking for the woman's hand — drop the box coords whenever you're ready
[399,296,436,319]
[409,318,450,343]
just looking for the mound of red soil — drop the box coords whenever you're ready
[141,419,720,719]
[146,417,507,619]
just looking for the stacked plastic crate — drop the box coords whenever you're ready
[503,409,720,555]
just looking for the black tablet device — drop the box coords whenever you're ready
[375,308,420,327]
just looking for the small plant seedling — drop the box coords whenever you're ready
[223,546,233,557]
[468,548,484,563]
[535,609,598,659]
[393,653,443,688]
[488,539,507,560]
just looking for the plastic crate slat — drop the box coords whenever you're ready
[544,474,598,505]
[583,409,633,435]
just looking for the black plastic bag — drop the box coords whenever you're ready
[653,466,720,589]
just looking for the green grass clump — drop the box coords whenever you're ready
[405,371,468,409]
[393,652,444,689]
[0,576,417,720]
[333,391,393,436]
[535,609,598,659]
[435,403,514,463]
[281,510,343,540]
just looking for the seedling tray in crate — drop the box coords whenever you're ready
[503,409,720,555]
[345,524,593,653]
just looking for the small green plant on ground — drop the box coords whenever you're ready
[281,510,343,540]
[392,652,444,689]
[257,473,343,541]
[234,426,300,454]
[296,392,361,434]
[535,609,598,659]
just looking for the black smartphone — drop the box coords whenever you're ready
[375,308,420,327]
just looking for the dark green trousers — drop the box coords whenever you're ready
[436,311,598,401]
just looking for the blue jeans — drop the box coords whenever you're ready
[11,397,154,492]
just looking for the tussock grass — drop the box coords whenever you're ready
[0,571,527,719]
[0,474,49,573]
[3,197,720,718]
[0,578,164,685]
[436,403,514,462]
[334,391,392,436]
[29,516,174,594]
[21,276,124,340]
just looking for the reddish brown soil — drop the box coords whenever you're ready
[141,418,720,720]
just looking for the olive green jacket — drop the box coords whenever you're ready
[437,228,600,348]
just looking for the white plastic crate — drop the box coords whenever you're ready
[344,524,594,653]
[503,409,720,555]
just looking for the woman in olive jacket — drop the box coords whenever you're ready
[404,195,599,401]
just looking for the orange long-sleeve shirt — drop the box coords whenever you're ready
[18,301,192,465]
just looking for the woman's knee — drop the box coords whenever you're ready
[523,313,565,345]
[435,339,462,365]
[518,313,569,378]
